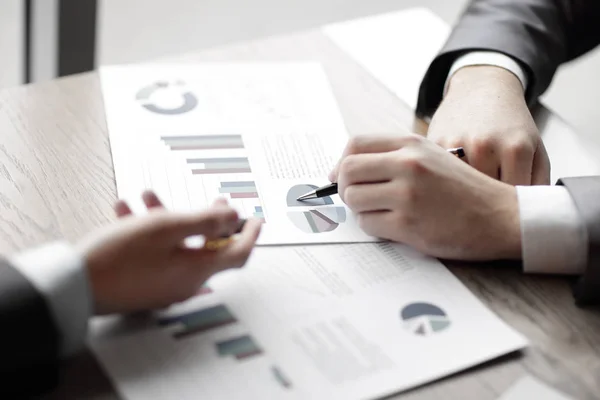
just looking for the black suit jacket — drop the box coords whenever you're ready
[417,0,600,305]
[0,258,60,397]
[417,0,600,118]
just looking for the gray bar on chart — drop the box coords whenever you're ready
[164,137,243,147]
[162,135,242,141]
[219,186,257,194]
[221,181,255,188]
[192,168,251,175]
[198,162,250,170]
[187,158,249,164]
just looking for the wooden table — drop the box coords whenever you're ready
[0,27,598,400]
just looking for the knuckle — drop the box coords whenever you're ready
[471,135,495,154]
[202,214,220,232]
[505,139,534,158]
[393,211,414,230]
[346,136,367,154]
[339,155,360,177]
[398,153,427,175]
[343,186,360,209]
[152,214,177,235]
[399,183,419,205]
[221,207,239,224]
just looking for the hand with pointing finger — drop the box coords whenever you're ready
[331,134,522,261]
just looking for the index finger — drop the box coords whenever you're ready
[215,218,262,269]
[329,134,414,181]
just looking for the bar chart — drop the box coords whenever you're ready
[216,335,263,361]
[158,133,267,223]
[158,304,238,339]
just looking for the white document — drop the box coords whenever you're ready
[90,243,527,400]
[498,376,574,400]
[323,8,600,181]
[100,63,377,245]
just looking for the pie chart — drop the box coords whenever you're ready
[286,184,346,234]
[136,80,198,115]
[400,302,451,336]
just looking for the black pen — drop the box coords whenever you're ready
[296,147,466,201]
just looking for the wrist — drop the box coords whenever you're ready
[490,184,522,260]
[446,66,525,99]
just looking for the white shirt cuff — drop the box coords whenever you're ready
[444,51,529,96]
[9,241,92,357]
[516,186,587,275]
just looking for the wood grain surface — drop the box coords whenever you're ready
[0,29,596,400]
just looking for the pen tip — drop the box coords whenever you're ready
[296,190,316,201]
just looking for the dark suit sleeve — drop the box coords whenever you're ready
[556,177,600,305]
[0,258,60,396]
[416,0,600,119]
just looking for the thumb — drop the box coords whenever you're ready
[328,161,340,182]
[159,207,240,244]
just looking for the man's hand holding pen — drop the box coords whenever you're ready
[327,134,523,261]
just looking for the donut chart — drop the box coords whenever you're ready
[400,302,451,336]
[286,184,346,234]
[136,81,198,115]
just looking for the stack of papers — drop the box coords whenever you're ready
[94,61,527,399]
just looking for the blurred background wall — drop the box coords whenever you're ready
[1,0,599,137]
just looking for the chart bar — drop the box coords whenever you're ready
[230,192,258,199]
[271,366,292,389]
[253,206,265,222]
[219,181,258,199]
[158,304,237,339]
[221,181,256,188]
[216,335,263,361]
[218,186,257,194]
[161,135,244,150]
[188,157,251,174]
[236,350,263,360]
[188,157,249,164]
[170,144,243,150]
[192,168,252,175]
